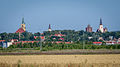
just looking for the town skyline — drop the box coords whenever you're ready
[15,17,109,34]
[0,0,120,33]
[0,17,119,33]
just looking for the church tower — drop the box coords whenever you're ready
[99,18,104,33]
[21,18,26,31]
[48,24,52,31]
[86,24,92,32]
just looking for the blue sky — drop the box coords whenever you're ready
[0,0,120,33]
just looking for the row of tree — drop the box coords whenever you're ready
[0,30,120,42]
[6,42,120,51]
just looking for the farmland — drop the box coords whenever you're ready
[0,54,120,67]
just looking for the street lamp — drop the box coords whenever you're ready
[38,36,42,51]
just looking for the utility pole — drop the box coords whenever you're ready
[40,38,42,51]
[19,32,21,41]
[39,36,42,51]
[83,31,85,50]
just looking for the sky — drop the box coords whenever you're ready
[0,0,120,33]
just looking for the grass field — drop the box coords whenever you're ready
[0,54,120,67]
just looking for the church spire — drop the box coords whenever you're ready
[100,18,102,25]
[22,17,25,24]
[21,17,26,31]
[49,24,51,29]
[48,24,52,31]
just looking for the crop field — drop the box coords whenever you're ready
[0,54,120,67]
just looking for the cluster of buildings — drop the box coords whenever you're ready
[0,18,119,48]
[0,39,40,48]
[86,18,108,33]
[49,18,108,33]
[0,39,18,48]
[15,18,108,34]
[93,38,120,45]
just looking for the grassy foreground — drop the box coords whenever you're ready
[0,54,120,67]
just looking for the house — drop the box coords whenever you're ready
[65,42,71,44]
[34,36,45,41]
[12,41,39,45]
[21,41,39,44]
[93,42,102,45]
[59,38,64,41]
[54,34,65,37]
[55,41,63,44]
[98,37,104,41]
[104,38,120,45]
[105,41,120,45]
[10,39,18,42]
[105,41,116,45]
[0,40,5,48]
[0,41,12,48]
[0,40,5,42]
[118,38,120,42]
[88,37,93,40]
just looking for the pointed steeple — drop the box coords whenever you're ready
[21,17,26,31]
[100,18,102,25]
[49,24,51,29]
[22,17,25,24]
[48,24,52,31]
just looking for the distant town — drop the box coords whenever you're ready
[0,18,120,49]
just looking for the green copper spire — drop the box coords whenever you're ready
[22,17,25,24]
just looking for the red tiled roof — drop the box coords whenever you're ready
[118,42,120,44]
[93,42,102,44]
[15,28,25,33]
[34,36,38,39]
[41,36,45,40]
[0,40,5,42]
[65,42,71,44]
[12,41,39,45]
[41,33,44,35]
[12,42,21,45]
[21,41,39,44]
[56,41,63,44]
[59,38,64,41]
[34,36,45,40]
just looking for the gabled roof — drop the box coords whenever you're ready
[15,28,25,33]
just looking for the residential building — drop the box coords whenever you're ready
[0,41,12,48]
[93,42,102,45]
[54,34,65,37]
